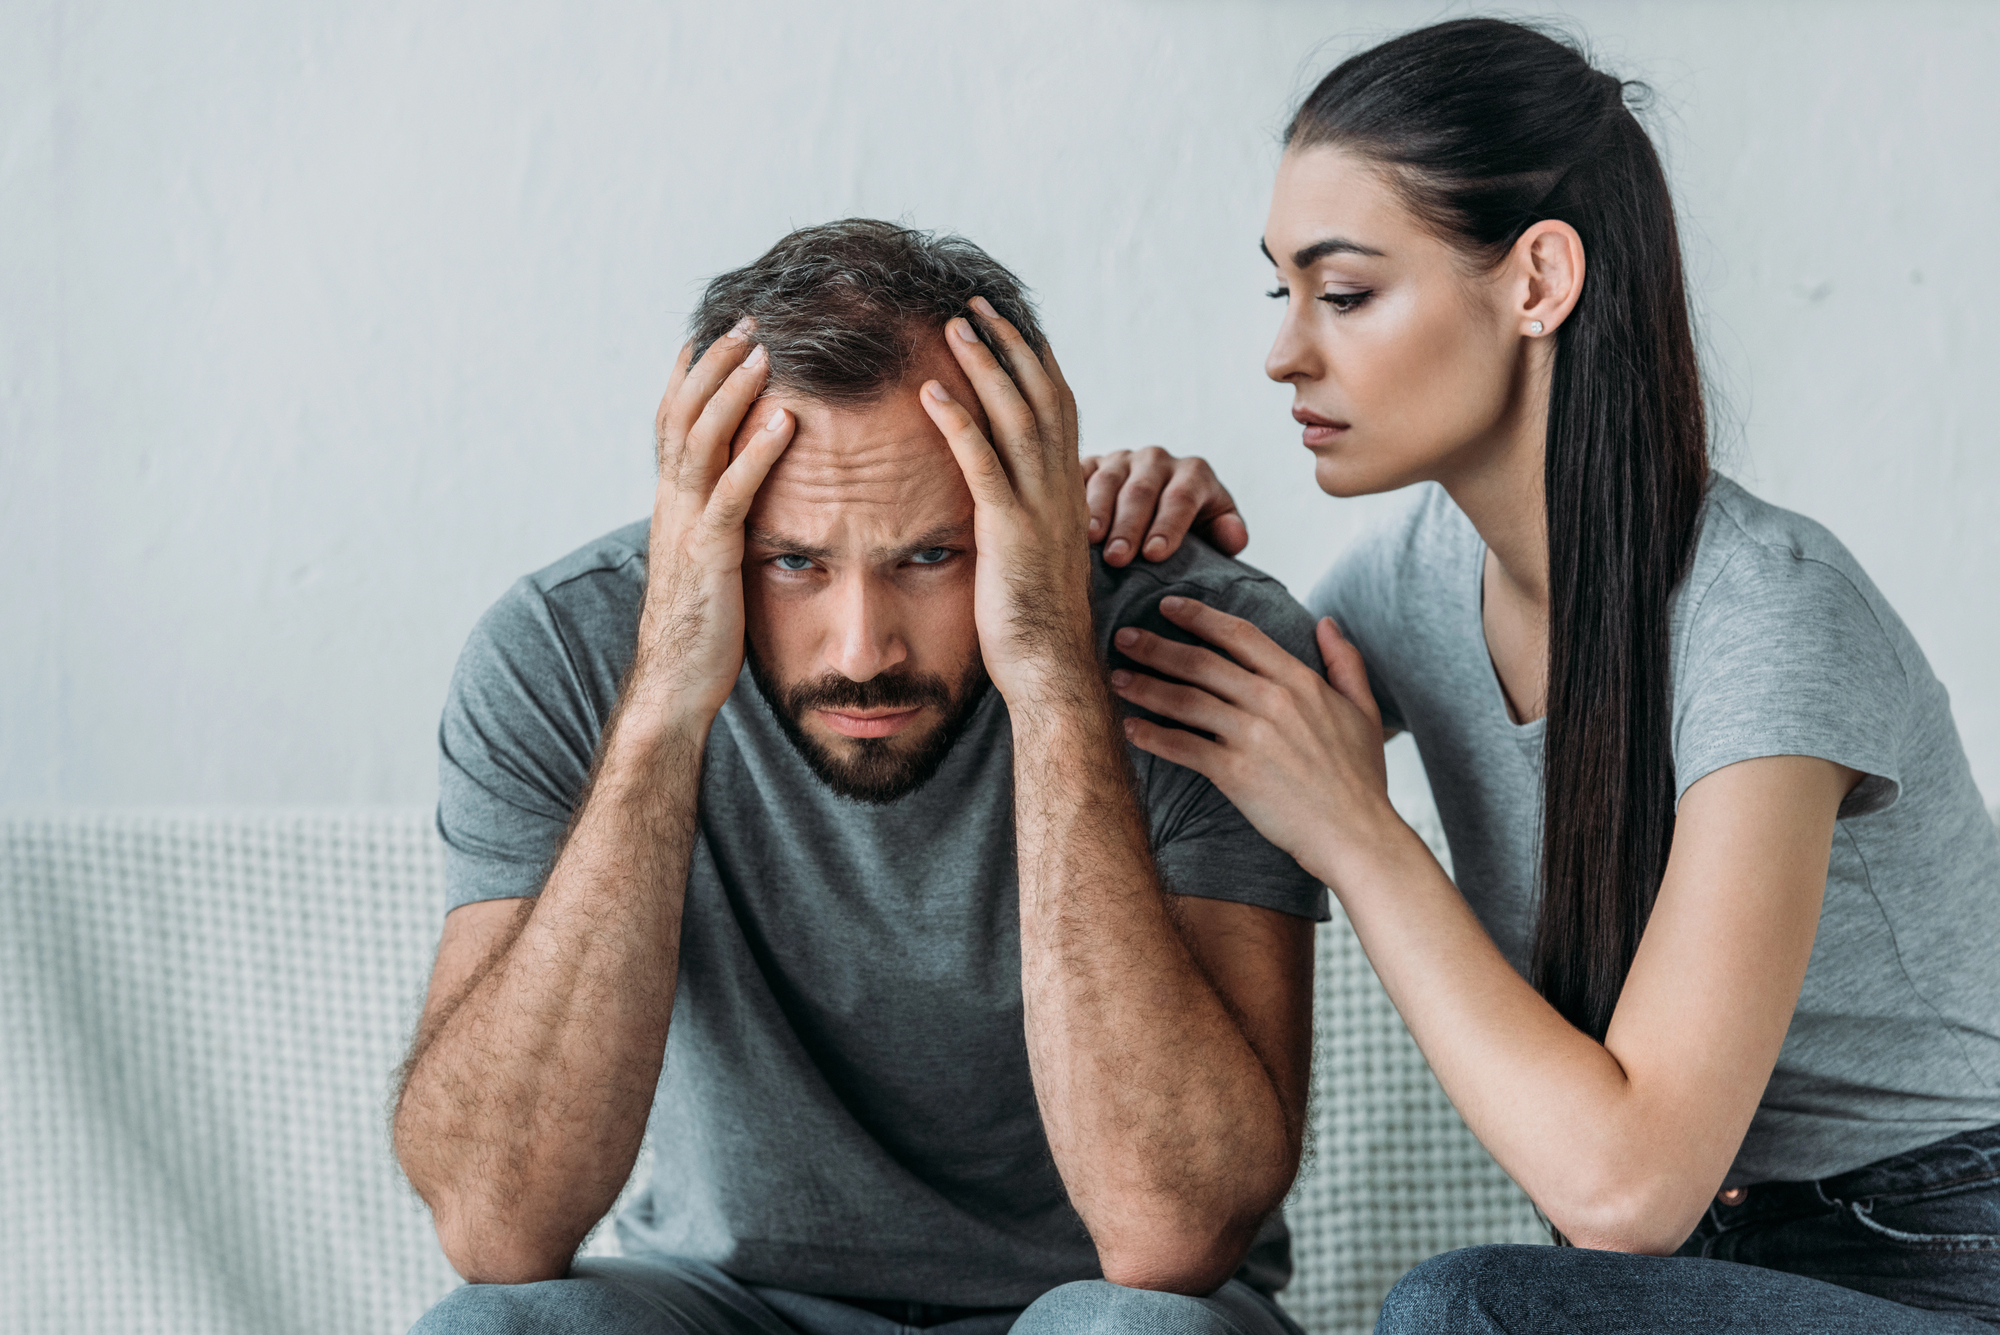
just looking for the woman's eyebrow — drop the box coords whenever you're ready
[1260,237,1387,267]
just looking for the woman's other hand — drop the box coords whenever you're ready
[1109,599,1398,880]
[1081,448,1250,567]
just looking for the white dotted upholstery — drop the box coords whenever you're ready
[0,809,1556,1333]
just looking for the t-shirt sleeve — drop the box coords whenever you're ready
[436,579,603,910]
[1673,545,1909,818]
[1120,572,1332,922]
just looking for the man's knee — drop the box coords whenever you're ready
[1014,1278,1291,1335]
[1376,1244,1550,1334]
[409,1278,577,1335]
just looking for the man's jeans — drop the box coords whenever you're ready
[1378,1121,2000,1333]
[409,1259,1308,1334]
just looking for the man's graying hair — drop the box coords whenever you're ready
[687,219,1049,403]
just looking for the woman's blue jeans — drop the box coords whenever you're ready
[1378,1122,2000,1333]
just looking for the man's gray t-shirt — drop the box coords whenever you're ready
[1311,476,2000,1186]
[438,521,1329,1305]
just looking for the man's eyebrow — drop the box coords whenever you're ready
[746,521,972,564]
[1260,236,1386,268]
[748,528,837,562]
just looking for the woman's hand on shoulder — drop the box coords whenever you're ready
[1081,447,1249,567]
[1109,603,1399,879]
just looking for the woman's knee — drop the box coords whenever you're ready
[1376,1245,1550,1334]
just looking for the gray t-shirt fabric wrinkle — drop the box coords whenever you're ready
[1309,476,2000,1187]
[436,521,1329,1306]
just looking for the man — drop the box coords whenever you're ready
[395,220,1326,1334]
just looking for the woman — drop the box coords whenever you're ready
[1086,18,2000,1333]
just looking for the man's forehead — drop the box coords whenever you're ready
[743,377,977,549]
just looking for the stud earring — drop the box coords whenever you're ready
[1528,320,1544,334]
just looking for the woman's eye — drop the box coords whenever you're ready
[1319,290,1372,312]
[1265,286,1289,300]
[909,547,950,566]
[774,554,814,572]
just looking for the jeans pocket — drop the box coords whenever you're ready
[1842,1175,2000,1251]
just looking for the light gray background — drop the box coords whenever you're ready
[4,0,1995,810]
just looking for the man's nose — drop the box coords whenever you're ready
[823,575,909,683]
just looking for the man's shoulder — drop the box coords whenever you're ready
[520,518,650,603]
[1091,538,1320,669]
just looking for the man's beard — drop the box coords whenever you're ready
[746,648,992,805]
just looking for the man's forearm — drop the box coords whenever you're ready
[393,711,703,1283]
[1014,686,1296,1294]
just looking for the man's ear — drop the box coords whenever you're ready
[1510,220,1586,337]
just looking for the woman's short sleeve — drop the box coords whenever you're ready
[1672,543,1909,817]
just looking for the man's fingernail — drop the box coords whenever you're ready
[744,343,767,368]
[1145,536,1167,557]
[1106,538,1130,559]
[970,296,998,320]
[765,410,786,433]
[1110,669,1131,687]
[926,381,952,402]
[1115,628,1138,648]
[1161,595,1184,612]
[952,318,980,344]
[728,316,753,339]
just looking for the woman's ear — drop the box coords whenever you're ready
[1510,219,1586,338]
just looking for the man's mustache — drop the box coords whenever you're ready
[780,669,956,718]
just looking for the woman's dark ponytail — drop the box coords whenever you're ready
[1289,20,1709,1043]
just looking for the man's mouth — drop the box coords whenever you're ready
[815,706,927,739]
[1292,405,1350,447]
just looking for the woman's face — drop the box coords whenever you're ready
[1263,146,1531,497]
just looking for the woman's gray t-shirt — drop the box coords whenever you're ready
[1310,476,2000,1186]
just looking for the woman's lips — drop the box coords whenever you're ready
[1293,407,1349,448]
[816,707,925,739]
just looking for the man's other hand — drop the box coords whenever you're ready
[919,298,1097,712]
[636,321,797,729]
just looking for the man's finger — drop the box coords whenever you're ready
[968,296,1061,428]
[655,342,697,467]
[661,319,757,459]
[921,379,1016,510]
[942,317,1038,456]
[681,343,772,493]
[705,405,794,532]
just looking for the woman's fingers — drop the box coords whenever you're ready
[921,380,1017,510]
[1113,622,1263,707]
[1120,714,1226,778]
[1318,618,1382,727]
[1156,596,1304,680]
[1140,456,1245,562]
[1083,451,1131,545]
[1103,449,1174,565]
[1109,668,1239,735]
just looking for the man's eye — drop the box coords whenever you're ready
[909,548,950,566]
[774,554,815,572]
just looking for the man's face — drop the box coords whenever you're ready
[733,337,989,804]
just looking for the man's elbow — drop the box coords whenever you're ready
[432,1205,578,1286]
[1096,1218,1259,1297]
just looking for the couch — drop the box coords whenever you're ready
[3,809,1552,1334]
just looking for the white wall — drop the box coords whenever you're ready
[4,0,1996,807]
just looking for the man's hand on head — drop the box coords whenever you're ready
[631,320,797,734]
[919,298,1098,716]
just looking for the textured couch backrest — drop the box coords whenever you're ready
[3,810,1545,1335]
